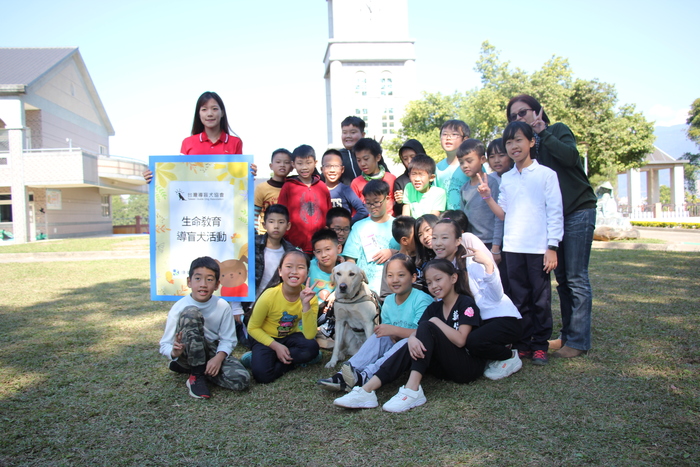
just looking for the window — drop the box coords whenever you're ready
[380,71,393,96]
[0,194,11,222]
[355,108,369,124]
[382,108,395,135]
[98,145,107,155]
[101,195,110,217]
[355,71,367,97]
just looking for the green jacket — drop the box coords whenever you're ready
[536,122,597,216]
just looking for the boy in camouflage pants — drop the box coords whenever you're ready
[159,257,250,398]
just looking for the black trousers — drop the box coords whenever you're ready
[250,332,319,384]
[466,316,522,361]
[374,321,486,385]
[505,252,553,352]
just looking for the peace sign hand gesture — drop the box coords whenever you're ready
[475,172,491,199]
[300,278,316,311]
[531,108,546,134]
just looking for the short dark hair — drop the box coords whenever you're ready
[326,207,351,225]
[392,215,415,243]
[506,94,550,125]
[291,144,316,162]
[486,138,506,156]
[399,139,426,157]
[408,154,436,176]
[322,149,343,165]
[311,228,339,249]
[503,121,535,146]
[264,204,289,222]
[188,256,220,281]
[341,116,365,132]
[362,179,390,198]
[440,210,469,234]
[271,148,292,162]
[456,139,485,159]
[440,119,471,139]
[354,138,382,157]
[385,253,418,277]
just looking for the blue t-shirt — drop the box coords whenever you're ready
[342,217,400,294]
[329,183,369,223]
[436,159,469,211]
[381,288,433,329]
[309,258,334,297]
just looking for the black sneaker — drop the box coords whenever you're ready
[317,372,348,392]
[186,374,210,399]
[169,360,189,374]
[341,362,363,389]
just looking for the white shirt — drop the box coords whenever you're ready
[498,160,563,254]
[159,294,236,359]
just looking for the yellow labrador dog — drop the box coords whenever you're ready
[325,262,378,368]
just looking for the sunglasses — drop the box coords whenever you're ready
[509,108,532,121]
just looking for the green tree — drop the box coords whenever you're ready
[659,185,671,204]
[687,98,700,145]
[388,42,655,179]
[111,194,149,225]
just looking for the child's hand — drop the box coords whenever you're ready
[463,247,495,274]
[205,352,225,376]
[170,332,184,358]
[374,324,394,338]
[543,249,558,273]
[372,248,393,264]
[394,189,404,204]
[531,108,546,134]
[300,278,315,307]
[271,342,292,364]
[250,164,258,177]
[408,334,426,360]
[323,291,336,313]
[143,169,153,183]
[475,173,491,199]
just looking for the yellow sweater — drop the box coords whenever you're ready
[247,284,318,346]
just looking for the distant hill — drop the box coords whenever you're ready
[654,124,697,159]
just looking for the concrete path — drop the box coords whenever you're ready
[593,227,700,252]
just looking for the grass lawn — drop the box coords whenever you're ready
[0,250,698,466]
[0,235,148,254]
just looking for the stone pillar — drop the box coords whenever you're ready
[627,168,641,210]
[8,129,28,243]
[647,169,659,204]
[671,165,685,209]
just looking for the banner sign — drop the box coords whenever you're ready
[149,155,255,302]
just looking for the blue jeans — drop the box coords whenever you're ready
[555,208,595,351]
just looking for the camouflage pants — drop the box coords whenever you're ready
[174,306,250,391]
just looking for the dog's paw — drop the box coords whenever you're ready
[325,360,338,368]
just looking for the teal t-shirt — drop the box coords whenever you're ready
[342,217,400,294]
[381,288,434,329]
[405,183,447,217]
[436,158,469,210]
[309,258,334,298]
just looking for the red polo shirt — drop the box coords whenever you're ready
[180,132,243,155]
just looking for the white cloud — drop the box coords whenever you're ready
[647,105,689,126]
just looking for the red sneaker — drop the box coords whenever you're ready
[532,350,549,366]
[518,350,533,360]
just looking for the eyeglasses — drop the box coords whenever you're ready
[331,226,351,233]
[509,108,532,121]
[364,196,387,208]
[322,164,342,169]
[440,132,463,140]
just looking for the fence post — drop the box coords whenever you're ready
[135,215,142,234]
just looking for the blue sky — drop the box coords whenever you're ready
[2,0,698,170]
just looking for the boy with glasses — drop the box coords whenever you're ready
[435,120,471,210]
[326,207,352,246]
[342,180,400,294]
[321,149,368,223]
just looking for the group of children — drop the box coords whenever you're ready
[157,91,566,411]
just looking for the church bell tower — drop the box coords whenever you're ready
[324,0,417,146]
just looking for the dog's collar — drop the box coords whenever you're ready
[335,289,374,304]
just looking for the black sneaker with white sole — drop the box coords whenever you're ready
[186,374,210,399]
[317,372,348,392]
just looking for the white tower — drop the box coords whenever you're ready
[324,0,417,147]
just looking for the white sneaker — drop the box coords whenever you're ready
[483,350,522,380]
[382,385,427,413]
[333,387,378,409]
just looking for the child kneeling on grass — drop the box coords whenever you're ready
[333,259,485,413]
[243,250,321,383]
[159,256,250,399]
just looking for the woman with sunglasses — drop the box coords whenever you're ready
[505,94,596,359]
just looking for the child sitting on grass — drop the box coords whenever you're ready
[159,256,250,399]
[243,250,321,383]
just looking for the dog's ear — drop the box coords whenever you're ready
[361,268,369,284]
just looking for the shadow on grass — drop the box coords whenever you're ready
[0,253,698,466]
